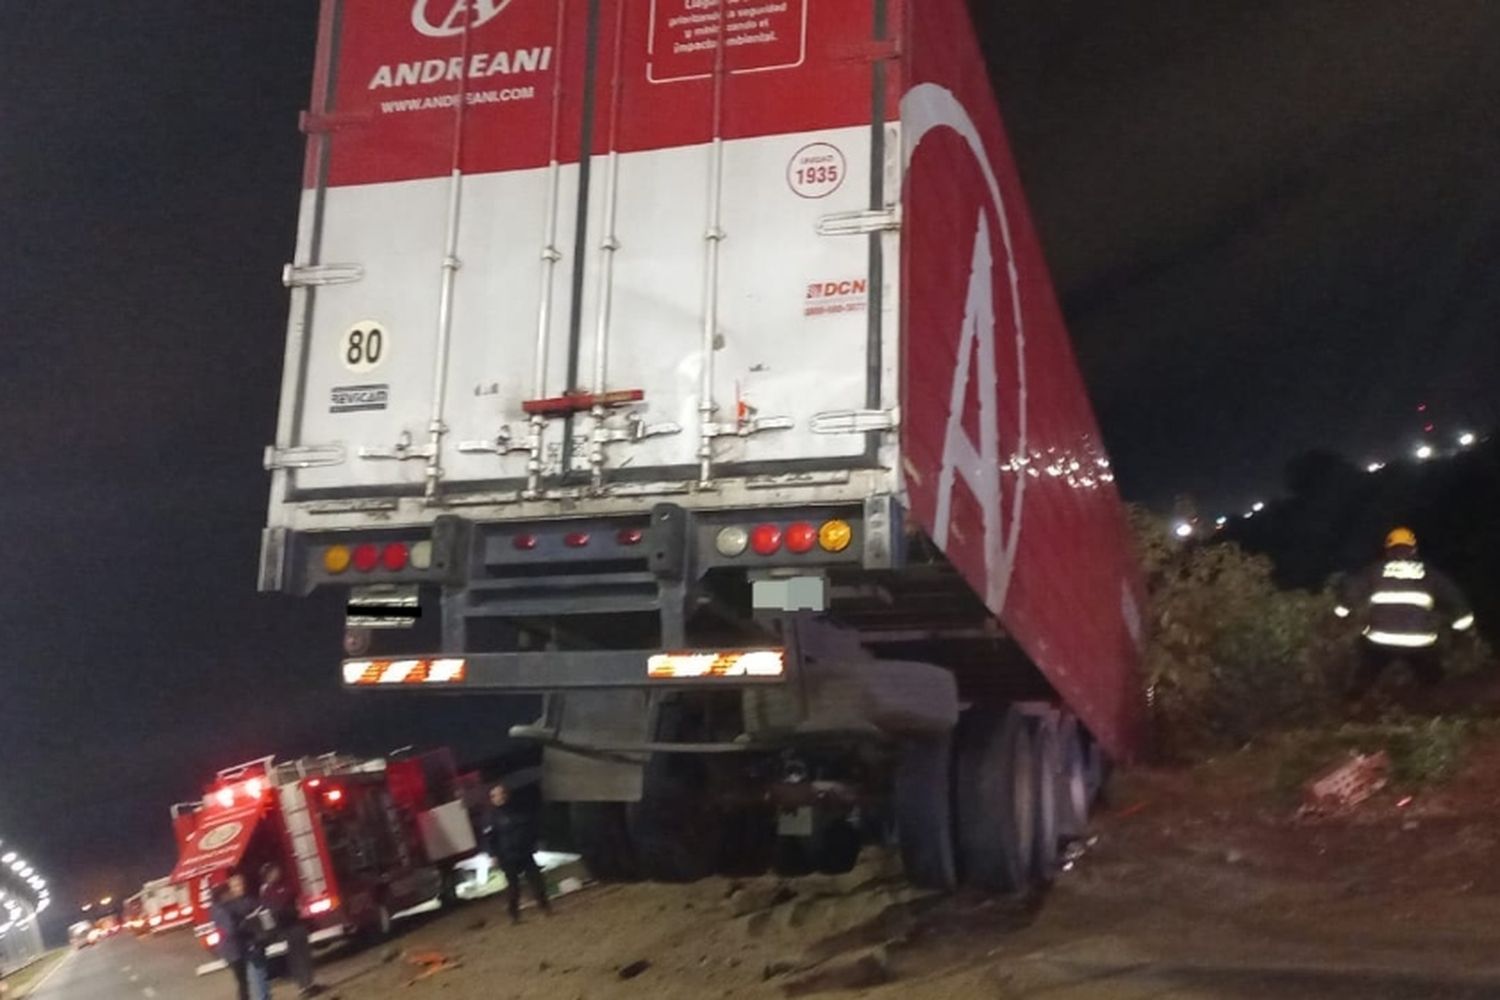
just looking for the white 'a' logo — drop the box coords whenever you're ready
[902,83,1029,613]
[412,0,512,38]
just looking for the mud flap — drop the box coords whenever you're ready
[541,691,650,802]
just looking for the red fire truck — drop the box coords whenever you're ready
[170,749,480,953]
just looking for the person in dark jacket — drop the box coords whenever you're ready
[485,783,551,923]
[1337,527,1475,698]
[260,862,323,997]
[211,875,271,1000]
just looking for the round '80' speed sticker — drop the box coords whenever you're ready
[341,320,389,373]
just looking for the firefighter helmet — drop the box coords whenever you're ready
[1385,526,1417,549]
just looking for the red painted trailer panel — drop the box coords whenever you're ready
[899,0,1145,758]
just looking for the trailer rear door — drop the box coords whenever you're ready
[279,0,899,500]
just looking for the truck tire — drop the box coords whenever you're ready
[1055,716,1092,841]
[570,802,641,882]
[718,805,775,877]
[955,707,1036,893]
[1030,716,1062,881]
[630,752,725,882]
[894,735,957,891]
[1082,731,1113,808]
[812,819,863,875]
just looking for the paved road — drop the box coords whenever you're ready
[29,932,244,1000]
[29,926,397,1000]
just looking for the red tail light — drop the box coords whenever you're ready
[564,532,591,548]
[616,528,644,546]
[324,788,344,805]
[750,525,782,556]
[785,523,817,554]
[513,534,538,551]
[352,543,380,572]
[381,542,409,571]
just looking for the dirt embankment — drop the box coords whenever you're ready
[317,729,1500,1000]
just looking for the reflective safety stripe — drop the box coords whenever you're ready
[1381,560,1427,581]
[1365,630,1439,649]
[1334,605,1351,618]
[1453,614,1475,632]
[342,658,468,685]
[1368,590,1435,609]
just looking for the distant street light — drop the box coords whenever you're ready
[1251,501,1266,513]
[1215,515,1228,528]
[1366,461,1385,473]
[99,896,113,907]
[1415,444,1435,461]
[1458,431,1476,448]
[1173,522,1194,539]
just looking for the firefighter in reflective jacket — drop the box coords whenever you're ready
[1336,527,1474,696]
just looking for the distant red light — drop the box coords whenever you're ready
[785,523,817,554]
[324,789,344,805]
[1424,423,1435,433]
[564,532,591,549]
[616,528,644,546]
[381,542,409,571]
[750,525,782,556]
[512,534,538,551]
[352,544,380,572]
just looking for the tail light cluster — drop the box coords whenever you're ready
[322,540,433,576]
[716,519,853,558]
[511,528,645,552]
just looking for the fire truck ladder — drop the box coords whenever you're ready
[277,781,330,905]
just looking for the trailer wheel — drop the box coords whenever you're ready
[717,805,775,877]
[1030,716,1062,882]
[812,820,863,875]
[894,735,957,891]
[955,707,1036,893]
[570,803,641,882]
[630,754,725,882]
[1082,731,1113,808]
[1055,716,1092,841]
[772,835,814,877]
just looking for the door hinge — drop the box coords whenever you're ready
[264,444,347,470]
[809,407,900,434]
[703,415,795,439]
[359,430,436,462]
[458,425,531,457]
[817,208,901,237]
[283,263,364,288]
[598,413,684,444]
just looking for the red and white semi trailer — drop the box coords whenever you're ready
[260,0,1145,891]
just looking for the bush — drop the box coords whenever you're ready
[1132,508,1356,760]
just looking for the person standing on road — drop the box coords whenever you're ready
[485,783,552,923]
[260,862,324,997]
[210,879,252,1000]
[220,873,272,1000]
[1336,527,1475,698]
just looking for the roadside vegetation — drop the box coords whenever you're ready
[1130,507,1496,789]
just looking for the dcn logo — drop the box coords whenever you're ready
[412,0,513,37]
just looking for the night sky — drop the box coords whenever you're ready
[2,0,1498,926]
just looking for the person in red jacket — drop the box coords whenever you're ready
[1336,527,1474,698]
